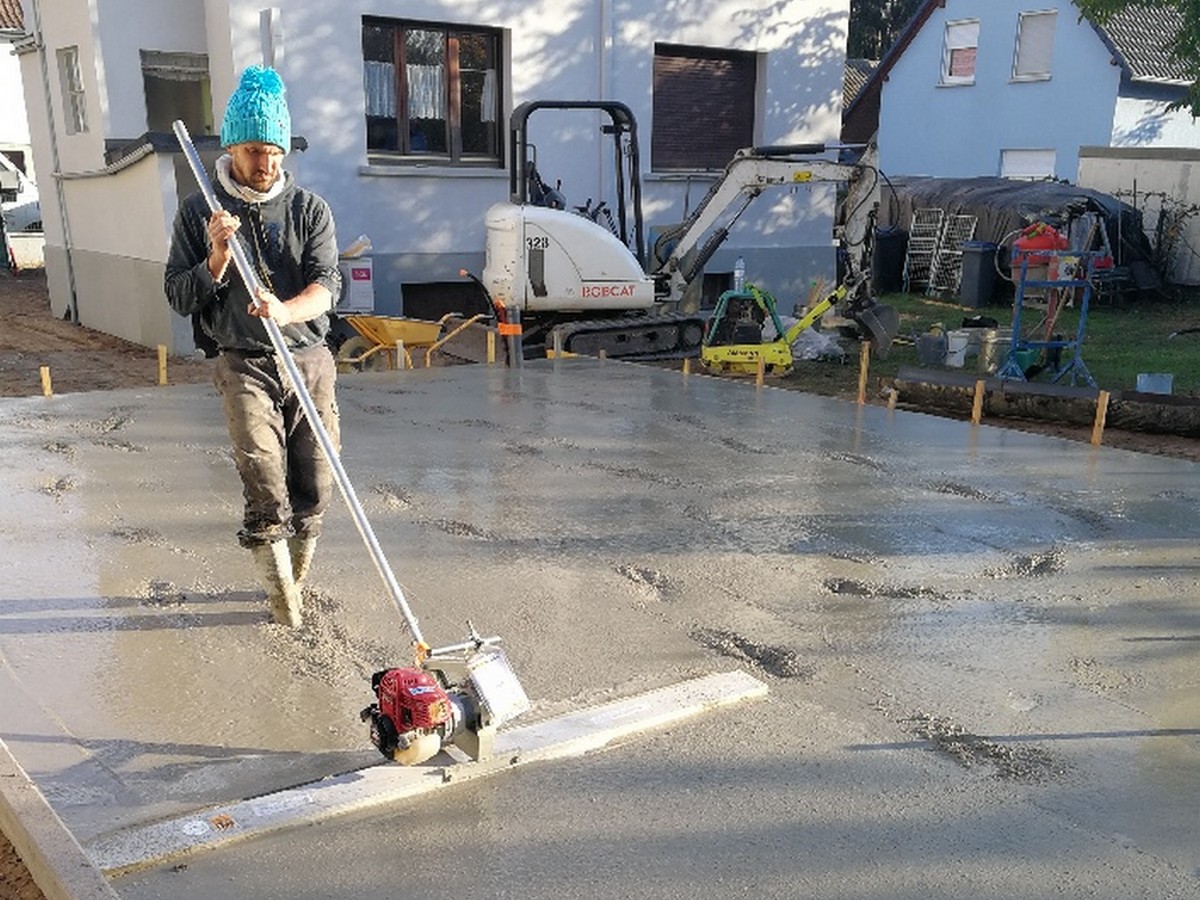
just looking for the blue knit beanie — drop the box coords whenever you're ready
[220,66,291,151]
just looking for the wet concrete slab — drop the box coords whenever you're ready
[0,358,1197,898]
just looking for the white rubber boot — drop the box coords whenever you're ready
[288,536,318,588]
[251,541,303,627]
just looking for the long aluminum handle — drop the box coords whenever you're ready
[172,120,425,648]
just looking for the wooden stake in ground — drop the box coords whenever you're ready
[1091,390,1111,446]
[39,366,52,397]
[157,345,167,386]
[755,355,766,387]
[856,342,870,405]
[971,380,986,425]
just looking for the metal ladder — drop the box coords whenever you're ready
[902,208,944,293]
[927,214,977,295]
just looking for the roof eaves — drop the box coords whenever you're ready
[843,0,940,120]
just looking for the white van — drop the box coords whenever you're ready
[0,151,41,233]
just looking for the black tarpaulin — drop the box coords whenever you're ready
[876,175,1153,269]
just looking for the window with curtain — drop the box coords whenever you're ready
[362,18,501,164]
[1012,10,1056,81]
[940,19,979,86]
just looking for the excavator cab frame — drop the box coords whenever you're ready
[508,99,647,267]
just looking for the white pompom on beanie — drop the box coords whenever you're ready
[220,66,291,151]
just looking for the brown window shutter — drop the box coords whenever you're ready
[653,45,756,170]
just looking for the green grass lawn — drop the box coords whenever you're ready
[787,284,1200,398]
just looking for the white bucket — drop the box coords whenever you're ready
[945,330,970,367]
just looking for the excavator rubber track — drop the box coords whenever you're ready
[554,313,707,360]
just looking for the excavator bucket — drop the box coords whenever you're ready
[850,300,900,357]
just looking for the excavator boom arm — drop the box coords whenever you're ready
[651,146,872,303]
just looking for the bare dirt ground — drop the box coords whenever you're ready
[0,269,214,398]
[0,266,1197,899]
[0,833,43,900]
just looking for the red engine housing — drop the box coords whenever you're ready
[375,667,452,732]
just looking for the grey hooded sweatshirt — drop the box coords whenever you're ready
[165,167,341,353]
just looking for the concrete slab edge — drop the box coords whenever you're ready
[0,738,121,900]
[87,670,768,877]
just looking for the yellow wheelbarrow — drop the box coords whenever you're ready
[335,313,490,372]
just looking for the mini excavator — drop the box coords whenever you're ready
[479,100,898,361]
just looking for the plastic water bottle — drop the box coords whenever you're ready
[733,256,746,291]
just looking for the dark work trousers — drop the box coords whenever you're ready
[213,344,341,548]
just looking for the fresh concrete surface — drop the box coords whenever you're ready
[0,358,1197,899]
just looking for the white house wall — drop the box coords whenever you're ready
[1112,95,1200,149]
[1078,147,1200,286]
[216,0,850,314]
[21,0,106,175]
[54,153,177,342]
[96,0,208,138]
[879,0,1120,181]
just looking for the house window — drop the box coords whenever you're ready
[362,18,501,165]
[652,43,756,171]
[1013,10,1056,81]
[57,46,88,134]
[141,50,212,135]
[940,19,979,86]
[1,150,26,174]
[1000,148,1056,179]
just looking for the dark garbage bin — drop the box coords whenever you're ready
[959,241,998,307]
[871,227,907,294]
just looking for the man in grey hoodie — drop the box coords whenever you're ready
[165,66,341,628]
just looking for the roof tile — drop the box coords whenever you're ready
[843,58,878,109]
[1098,5,1190,83]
